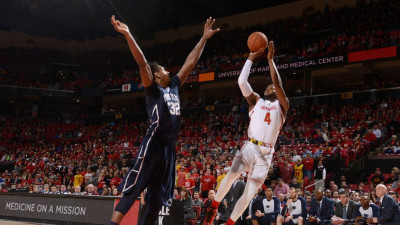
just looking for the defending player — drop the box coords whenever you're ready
[203,41,289,225]
[109,15,219,225]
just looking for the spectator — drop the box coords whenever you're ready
[112,188,120,196]
[226,173,245,218]
[72,186,82,195]
[86,184,100,196]
[180,187,195,223]
[314,160,326,191]
[332,191,359,225]
[385,170,398,185]
[101,186,110,196]
[274,178,290,197]
[192,191,204,208]
[200,169,215,199]
[49,185,58,194]
[293,159,304,186]
[201,190,216,224]
[42,184,50,194]
[184,172,196,193]
[73,170,83,188]
[371,168,385,185]
[177,167,187,190]
[290,177,301,189]
[367,184,400,224]
[280,160,294,184]
[308,188,334,225]
[277,187,306,225]
[59,185,70,194]
[254,187,280,225]
[292,150,302,163]
[215,169,226,191]
[303,153,314,181]
[355,195,379,224]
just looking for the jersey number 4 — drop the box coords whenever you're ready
[167,102,180,115]
[264,112,271,125]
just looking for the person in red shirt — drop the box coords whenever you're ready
[365,129,377,143]
[110,172,122,188]
[177,167,187,190]
[280,160,294,184]
[302,153,314,181]
[200,169,216,199]
[184,172,196,194]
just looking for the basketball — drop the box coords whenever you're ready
[247,32,268,52]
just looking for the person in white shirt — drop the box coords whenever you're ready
[277,187,306,225]
[292,150,302,163]
[372,125,382,139]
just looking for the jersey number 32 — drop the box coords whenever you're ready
[167,102,180,115]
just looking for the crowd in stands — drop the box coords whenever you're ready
[0,97,398,207]
[165,169,400,225]
[1,0,400,91]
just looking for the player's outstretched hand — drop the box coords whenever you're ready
[267,41,274,60]
[248,48,264,61]
[111,15,130,35]
[203,17,220,39]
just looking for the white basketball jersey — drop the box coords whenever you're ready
[287,199,302,216]
[248,98,284,145]
[262,198,275,213]
[359,205,373,218]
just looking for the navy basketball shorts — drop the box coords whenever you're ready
[116,136,176,213]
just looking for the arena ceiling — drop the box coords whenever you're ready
[0,0,296,41]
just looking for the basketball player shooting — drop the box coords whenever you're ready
[109,15,219,225]
[203,41,289,225]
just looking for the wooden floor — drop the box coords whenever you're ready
[0,219,54,225]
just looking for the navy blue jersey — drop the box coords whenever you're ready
[144,75,181,144]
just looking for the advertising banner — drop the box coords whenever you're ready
[216,55,346,80]
[0,193,114,224]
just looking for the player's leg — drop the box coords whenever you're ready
[270,215,277,225]
[203,151,250,225]
[110,137,158,224]
[214,155,249,202]
[139,197,162,225]
[298,216,303,225]
[110,190,143,224]
[225,159,270,225]
[277,215,284,225]
[226,149,273,225]
[140,143,175,225]
[225,176,263,224]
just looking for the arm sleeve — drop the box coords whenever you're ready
[301,198,307,218]
[323,168,326,180]
[171,75,182,87]
[274,198,281,215]
[372,204,380,217]
[144,82,159,98]
[238,60,254,97]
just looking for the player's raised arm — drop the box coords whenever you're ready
[238,49,264,109]
[111,15,153,87]
[267,41,289,116]
[177,17,220,85]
